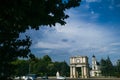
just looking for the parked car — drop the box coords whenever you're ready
[41,75,48,80]
[14,76,20,80]
[24,76,33,80]
[25,74,37,80]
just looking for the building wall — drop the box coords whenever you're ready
[70,56,89,78]
[90,55,101,77]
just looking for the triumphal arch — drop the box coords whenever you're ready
[70,56,89,78]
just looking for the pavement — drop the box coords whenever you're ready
[36,77,120,80]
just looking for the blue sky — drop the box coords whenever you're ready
[23,0,120,65]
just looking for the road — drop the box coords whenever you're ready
[36,77,120,80]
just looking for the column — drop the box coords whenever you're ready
[73,66,76,78]
[84,66,87,78]
[70,66,73,78]
[81,66,84,78]
[84,66,89,78]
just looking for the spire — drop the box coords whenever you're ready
[92,54,95,58]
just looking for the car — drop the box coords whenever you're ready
[41,75,48,80]
[24,76,33,80]
[25,74,37,80]
[14,76,20,80]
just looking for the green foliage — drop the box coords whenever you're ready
[100,57,114,77]
[114,60,120,77]
[0,0,81,79]
[13,55,70,77]
[59,61,70,76]
[0,36,31,79]
[43,55,52,62]
[13,55,120,78]
[12,59,29,76]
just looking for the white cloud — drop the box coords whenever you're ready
[34,41,70,49]
[30,7,114,56]
[36,50,52,54]
[110,42,120,46]
[86,0,101,3]
[31,19,114,56]
[21,0,120,64]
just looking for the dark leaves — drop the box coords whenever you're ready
[0,0,81,79]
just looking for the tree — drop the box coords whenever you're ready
[53,61,70,77]
[12,59,29,76]
[13,55,70,77]
[47,63,55,76]
[100,57,114,77]
[60,61,70,76]
[106,57,114,76]
[43,55,52,63]
[100,58,107,76]
[0,0,81,79]
[114,60,120,77]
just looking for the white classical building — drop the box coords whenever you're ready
[70,56,89,78]
[90,55,101,77]
[70,55,101,78]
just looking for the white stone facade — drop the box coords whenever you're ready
[70,56,89,78]
[90,55,101,77]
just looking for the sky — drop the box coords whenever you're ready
[22,0,120,65]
